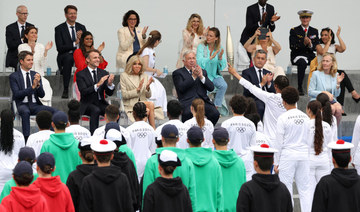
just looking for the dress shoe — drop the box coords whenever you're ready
[353,97,360,103]
[298,88,305,96]
[61,90,69,99]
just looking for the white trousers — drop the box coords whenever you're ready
[309,153,331,203]
[279,159,312,212]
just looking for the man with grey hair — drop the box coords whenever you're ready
[5,5,34,69]
[242,49,275,120]
[173,50,220,125]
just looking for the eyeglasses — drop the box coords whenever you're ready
[19,12,29,16]
[128,18,137,21]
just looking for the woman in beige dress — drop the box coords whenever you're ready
[120,55,155,128]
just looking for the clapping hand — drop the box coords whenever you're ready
[98,42,105,52]
[155,69,163,77]
[146,77,154,91]
[32,73,41,89]
[107,74,114,85]
[336,26,341,37]
[218,49,224,60]
[210,49,220,60]
[204,26,210,35]
[142,26,149,37]
[337,72,345,84]
[45,41,53,51]
[304,36,311,46]
[137,79,145,92]
[261,73,273,87]
[271,12,280,22]
[97,75,109,87]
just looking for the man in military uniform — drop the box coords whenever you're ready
[289,10,319,95]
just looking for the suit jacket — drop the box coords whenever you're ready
[240,3,275,44]
[242,66,275,98]
[173,67,214,107]
[6,22,34,68]
[9,70,44,106]
[76,67,114,115]
[54,22,86,66]
[289,25,319,62]
[120,72,151,113]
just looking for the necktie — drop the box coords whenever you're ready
[70,26,76,42]
[304,28,308,37]
[258,69,265,90]
[26,72,32,103]
[92,70,97,84]
[21,25,25,39]
[262,7,265,14]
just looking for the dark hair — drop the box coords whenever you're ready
[22,26,38,43]
[14,173,33,186]
[137,30,161,55]
[80,150,94,162]
[204,27,221,51]
[0,109,14,155]
[191,99,205,128]
[40,164,53,174]
[332,151,351,168]
[64,5,77,14]
[254,153,274,171]
[163,137,178,145]
[229,95,248,115]
[307,101,324,155]
[281,86,299,105]
[167,100,182,119]
[36,111,52,130]
[245,113,261,131]
[274,75,289,91]
[316,93,333,126]
[133,102,147,119]
[105,105,120,122]
[85,49,100,59]
[320,28,335,45]
[18,51,33,62]
[79,31,94,56]
[95,152,113,163]
[122,10,140,27]
[67,99,81,124]
[160,165,176,175]
[244,97,257,116]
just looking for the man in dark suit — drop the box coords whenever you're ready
[5,5,34,69]
[240,0,280,45]
[76,49,115,134]
[173,51,220,125]
[55,5,86,99]
[242,49,275,120]
[290,10,319,95]
[9,51,56,141]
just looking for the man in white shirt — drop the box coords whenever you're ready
[9,51,56,141]
[221,94,256,181]
[274,86,311,212]
[155,100,189,149]
[26,110,54,157]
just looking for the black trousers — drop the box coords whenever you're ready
[337,69,355,106]
[293,58,309,90]
[83,101,107,134]
[57,52,74,91]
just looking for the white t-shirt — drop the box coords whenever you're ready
[155,119,190,149]
[307,119,332,156]
[275,108,310,163]
[126,121,156,178]
[66,125,91,142]
[93,124,130,142]
[330,115,338,143]
[184,117,214,149]
[221,116,256,157]
[140,47,156,70]
[239,78,286,141]
[26,130,54,157]
[0,129,25,192]
[255,131,270,146]
[351,115,360,165]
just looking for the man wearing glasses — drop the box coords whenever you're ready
[5,5,34,70]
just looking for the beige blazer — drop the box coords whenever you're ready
[120,72,151,113]
[116,27,146,69]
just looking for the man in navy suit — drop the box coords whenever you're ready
[5,5,34,69]
[9,51,56,141]
[173,51,220,125]
[242,49,275,120]
[76,49,115,134]
[240,0,280,45]
[289,10,319,95]
[55,5,86,99]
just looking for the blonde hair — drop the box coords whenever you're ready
[124,55,145,75]
[186,14,204,35]
[191,98,205,128]
[254,36,272,47]
[318,53,338,77]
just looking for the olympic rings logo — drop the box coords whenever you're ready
[294,119,304,125]
[236,127,246,133]
[277,102,285,109]
[137,132,147,138]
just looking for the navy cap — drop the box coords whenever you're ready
[104,122,120,138]
[52,111,68,126]
[161,124,179,139]
[37,152,55,170]
[187,126,204,143]
[213,127,229,143]
[18,147,36,162]
[13,161,33,176]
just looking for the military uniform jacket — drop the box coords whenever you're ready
[289,25,319,63]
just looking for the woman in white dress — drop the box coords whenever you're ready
[176,13,208,68]
[244,29,285,79]
[0,109,25,192]
[184,98,214,149]
[18,26,53,106]
[138,30,167,112]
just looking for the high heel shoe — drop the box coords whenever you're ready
[353,97,360,103]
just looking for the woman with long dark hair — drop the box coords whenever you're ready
[65,99,91,141]
[316,93,338,142]
[0,109,25,192]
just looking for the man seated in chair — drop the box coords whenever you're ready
[9,51,56,141]
[76,49,115,134]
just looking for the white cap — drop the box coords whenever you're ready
[105,129,122,142]
[158,150,181,167]
[328,140,354,150]
[78,136,96,150]
[250,144,278,153]
[297,9,314,17]
[90,139,116,153]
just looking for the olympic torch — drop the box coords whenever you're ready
[226,26,234,80]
